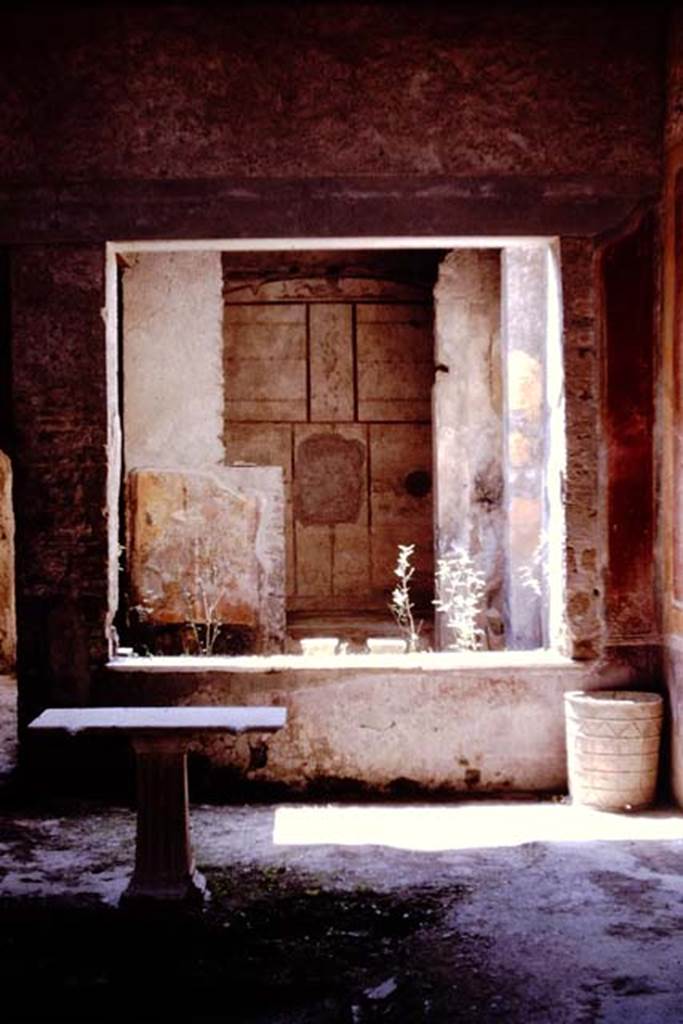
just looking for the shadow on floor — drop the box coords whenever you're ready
[3,675,683,1022]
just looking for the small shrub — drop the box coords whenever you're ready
[182,535,228,656]
[433,547,486,651]
[131,534,231,657]
[389,544,422,652]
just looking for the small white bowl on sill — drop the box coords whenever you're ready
[299,637,340,656]
[365,637,407,655]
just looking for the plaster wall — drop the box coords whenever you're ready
[501,249,548,650]
[433,251,504,648]
[122,255,288,651]
[102,651,660,796]
[223,273,434,612]
[123,252,224,470]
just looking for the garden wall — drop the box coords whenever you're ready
[100,650,662,796]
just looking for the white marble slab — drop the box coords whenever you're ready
[29,706,286,737]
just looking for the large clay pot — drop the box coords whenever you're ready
[564,690,663,811]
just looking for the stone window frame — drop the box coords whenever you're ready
[106,236,600,660]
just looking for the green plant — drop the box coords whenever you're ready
[433,546,486,651]
[389,543,422,652]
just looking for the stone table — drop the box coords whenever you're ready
[29,705,287,908]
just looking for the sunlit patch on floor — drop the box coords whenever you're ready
[272,801,683,852]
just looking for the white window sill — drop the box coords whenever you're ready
[107,649,581,675]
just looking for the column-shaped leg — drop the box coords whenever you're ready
[121,734,206,908]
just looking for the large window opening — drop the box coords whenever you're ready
[222,250,440,650]
[110,238,564,657]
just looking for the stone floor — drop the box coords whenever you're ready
[2,674,683,1022]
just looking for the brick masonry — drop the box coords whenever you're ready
[11,247,111,721]
[560,238,604,660]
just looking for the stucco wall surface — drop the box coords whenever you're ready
[0,5,663,183]
[223,275,434,612]
[102,653,660,795]
[0,5,665,243]
[123,252,224,469]
[433,250,503,647]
